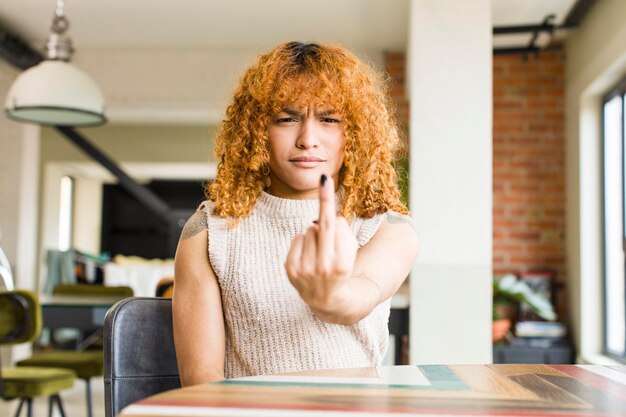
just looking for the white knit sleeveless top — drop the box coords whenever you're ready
[201,191,390,379]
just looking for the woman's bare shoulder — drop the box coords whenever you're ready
[180,207,208,241]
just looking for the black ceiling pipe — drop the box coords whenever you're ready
[493,23,563,35]
[493,46,564,56]
[493,0,596,35]
[492,0,597,56]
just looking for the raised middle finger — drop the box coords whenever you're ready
[317,174,336,265]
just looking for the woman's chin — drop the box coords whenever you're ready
[267,181,320,199]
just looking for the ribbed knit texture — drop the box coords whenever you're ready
[201,191,389,379]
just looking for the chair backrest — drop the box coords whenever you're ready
[0,290,41,345]
[104,297,180,417]
[54,283,134,297]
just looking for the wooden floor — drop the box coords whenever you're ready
[0,376,106,417]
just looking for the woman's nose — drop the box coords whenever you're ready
[295,119,320,149]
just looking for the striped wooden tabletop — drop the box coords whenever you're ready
[120,364,626,417]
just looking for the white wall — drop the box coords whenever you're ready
[0,62,21,265]
[73,176,104,255]
[1,62,40,363]
[0,60,39,291]
[407,0,493,363]
[565,0,626,364]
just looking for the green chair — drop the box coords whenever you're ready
[0,290,75,417]
[17,284,133,417]
[51,284,134,298]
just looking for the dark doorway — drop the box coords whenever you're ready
[100,180,206,259]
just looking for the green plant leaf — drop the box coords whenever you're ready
[493,274,556,321]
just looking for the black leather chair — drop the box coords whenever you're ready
[103,297,180,417]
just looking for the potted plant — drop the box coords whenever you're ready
[492,274,556,342]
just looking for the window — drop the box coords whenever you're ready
[602,78,626,359]
[58,175,74,251]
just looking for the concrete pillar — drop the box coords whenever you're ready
[408,0,493,363]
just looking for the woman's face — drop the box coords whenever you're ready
[266,103,346,199]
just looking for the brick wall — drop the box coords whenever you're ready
[384,52,410,140]
[492,51,566,319]
[385,51,567,320]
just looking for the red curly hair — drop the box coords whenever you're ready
[208,41,407,221]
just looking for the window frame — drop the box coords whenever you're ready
[601,76,626,362]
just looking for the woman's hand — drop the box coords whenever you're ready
[285,175,358,316]
[285,175,419,325]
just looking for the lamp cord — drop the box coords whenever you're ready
[55,0,65,17]
[50,0,70,38]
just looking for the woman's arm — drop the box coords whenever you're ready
[329,212,419,323]
[173,212,225,385]
[285,176,419,325]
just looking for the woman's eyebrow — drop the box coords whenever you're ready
[281,108,303,117]
[316,109,338,117]
[279,108,338,117]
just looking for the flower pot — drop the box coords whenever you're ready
[493,301,518,321]
[492,318,512,342]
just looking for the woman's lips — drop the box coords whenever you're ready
[289,157,325,168]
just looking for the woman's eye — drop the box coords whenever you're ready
[322,117,341,123]
[276,117,297,123]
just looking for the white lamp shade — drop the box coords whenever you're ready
[5,60,106,126]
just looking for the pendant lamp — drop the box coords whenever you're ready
[4,0,106,126]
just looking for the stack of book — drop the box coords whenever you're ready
[512,321,567,348]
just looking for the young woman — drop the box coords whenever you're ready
[173,42,419,385]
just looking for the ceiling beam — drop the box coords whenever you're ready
[563,0,597,27]
[55,126,172,225]
[0,30,42,70]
